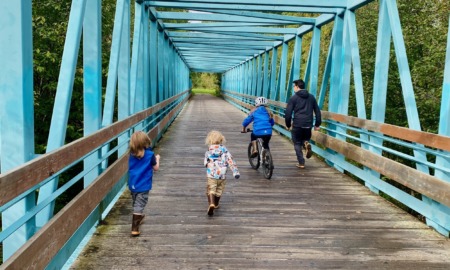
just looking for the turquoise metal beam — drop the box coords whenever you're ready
[36,0,87,228]
[146,1,341,13]
[165,26,297,34]
[329,14,344,113]
[164,35,170,99]
[174,40,275,47]
[168,31,284,41]
[148,0,346,7]
[347,10,366,118]
[190,9,316,24]
[432,17,450,236]
[315,13,338,27]
[262,51,270,97]
[157,11,315,24]
[164,22,298,28]
[179,47,264,54]
[292,35,302,86]
[386,0,432,189]
[149,18,158,106]
[388,0,443,234]
[317,31,333,109]
[0,0,35,261]
[269,47,278,100]
[438,17,450,145]
[303,45,312,91]
[386,0,423,133]
[173,36,274,42]
[100,0,127,169]
[178,47,260,54]
[325,12,345,173]
[118,0,131,156]
[249,59,255,96]
[143,7,150,115]
[83,0,102,187]
[103,0,126,127]
[130,2,143,114]
[157,29,164,102]
[338,11,351,115]
[309,26,321,97]
[367,0,390,194]
[278,41,289,102]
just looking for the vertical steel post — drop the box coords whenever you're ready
[36,0,87,228]
[118,0,131,156]
[0,0,35,260]
[269,47,278,100]
[83,0,102,187]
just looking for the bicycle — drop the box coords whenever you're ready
[241,129,274,179]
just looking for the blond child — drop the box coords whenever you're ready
[128,131,160,236]
[204,130,240,216]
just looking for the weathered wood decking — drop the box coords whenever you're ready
[71,94,450,269]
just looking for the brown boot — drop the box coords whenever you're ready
[131,214,144,236]
[214,196,221,209]
[251,141,258,157]
[304,141,312,159]
[207,194,215,216]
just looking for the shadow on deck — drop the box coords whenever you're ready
[71,94,450,269]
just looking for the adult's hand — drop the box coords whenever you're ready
[314,126,320,131]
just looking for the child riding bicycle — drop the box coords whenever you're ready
[242,97,275,157]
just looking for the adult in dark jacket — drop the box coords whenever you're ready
[284,79,321,168]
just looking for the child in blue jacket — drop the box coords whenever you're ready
[128,131,160,236]
[242,96,275,157]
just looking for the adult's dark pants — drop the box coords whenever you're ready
[291,127,312,165]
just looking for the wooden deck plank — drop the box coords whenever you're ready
[70,95,450,269]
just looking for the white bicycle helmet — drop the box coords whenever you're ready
[255,96,268,107]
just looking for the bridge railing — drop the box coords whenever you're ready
[0,91,190,269]
[223,90,450,236]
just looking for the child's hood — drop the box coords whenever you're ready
[207,144,227,157]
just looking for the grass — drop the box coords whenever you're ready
[191,88,221,97]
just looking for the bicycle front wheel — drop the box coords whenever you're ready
[248,142,260,169]
[262,150,274,179]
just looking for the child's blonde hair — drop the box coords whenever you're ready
[205,130,226,145]
[129,131,152,158]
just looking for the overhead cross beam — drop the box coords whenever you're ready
[145,0,342,72]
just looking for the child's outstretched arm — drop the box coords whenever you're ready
[225,151,240,179]
[153,154,160,171]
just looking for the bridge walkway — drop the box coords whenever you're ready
[70,94,450,269]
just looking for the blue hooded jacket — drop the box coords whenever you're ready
[242,106,275,136]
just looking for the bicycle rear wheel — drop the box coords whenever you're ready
[248,142,260,169]
[262,150,274,179]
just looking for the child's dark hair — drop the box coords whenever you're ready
[129,131,152,158]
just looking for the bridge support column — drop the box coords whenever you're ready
[0,0,36,261]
